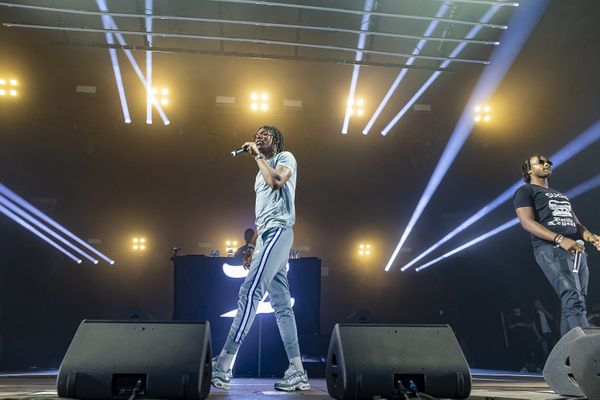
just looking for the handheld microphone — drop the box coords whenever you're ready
[573,239,585,273]
[231,146,248,157]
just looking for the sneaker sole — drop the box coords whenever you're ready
[211,378,231,390]
[275,382,311,392]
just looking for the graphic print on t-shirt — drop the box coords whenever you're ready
[546,193,576,228]
[513,184,578,247]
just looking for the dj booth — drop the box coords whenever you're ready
[172,255,321,376]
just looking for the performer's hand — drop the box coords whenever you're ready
[560,237,584,254]
[243,251,253,270]
[242,142,260,157]
[587,233,600,251]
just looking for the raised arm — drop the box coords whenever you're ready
[256,162,292,190]
[242,141,292,190]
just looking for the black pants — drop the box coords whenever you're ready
[534,244,589,336]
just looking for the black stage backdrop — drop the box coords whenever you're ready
[172,255,321,376]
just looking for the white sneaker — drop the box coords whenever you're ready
[274,364,310,392]
[211,357,232,389]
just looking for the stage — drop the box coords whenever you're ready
[0,370,564,399]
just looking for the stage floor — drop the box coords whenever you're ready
[0,371,564,399]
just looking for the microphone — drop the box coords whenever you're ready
[231,145,248,157]
[573,239,585,273]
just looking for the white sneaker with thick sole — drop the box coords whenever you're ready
[274,364,311,392]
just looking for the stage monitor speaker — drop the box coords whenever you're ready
[325,324,471,400]
[542,327,600,397]
[57,320,212,400]
[570,330,600,399]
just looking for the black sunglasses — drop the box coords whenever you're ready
[531,157,553,166]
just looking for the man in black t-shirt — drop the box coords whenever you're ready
[234,228,256,258]
[514,153,600,336]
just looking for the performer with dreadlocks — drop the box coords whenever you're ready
[211,125,310,392]
[514,153,600,336]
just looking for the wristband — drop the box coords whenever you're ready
[255,154,265,160]
[554,234,564,245]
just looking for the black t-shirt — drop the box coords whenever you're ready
[513,184,578,248]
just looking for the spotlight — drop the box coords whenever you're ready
[401,117,600,272]
[474,104,492,123]
[250,92,269,112]
[153,87,169,107]
[0,203,82,264]
[132,237,147,253]
[0,182,114,264]
[341,0,374,134]
[0,79,5,85]
[225,240,238,257]
[383,1,549,271]
[347,98,365,118]
[413,173,600,272]
[0,194,99,264]
[362,3,450,135]
[0,89,5,96]
[9,90,17,97]
[358,243,372,256]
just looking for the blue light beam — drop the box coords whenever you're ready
[402,117,600,271]
[0,203,82,264]
[414,173,600,272]
[96,0,170,125]
[362,3,450,135]
[0,182,115,265]
[341,0,374,135]
[98,9,131,124]
[145,0,153,125]
[0,195,99,263]
[384,0,549,271]
[380,4,505,136]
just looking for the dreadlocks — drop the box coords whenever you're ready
[258,125,284,154]
[521,153,544,183]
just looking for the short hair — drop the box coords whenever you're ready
[521,153,543,183]
[244,228,255,242]
[258,125,284,154]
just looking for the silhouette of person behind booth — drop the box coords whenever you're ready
[533,299,557,360]
[234,228,256,258]
[507,307,540,372]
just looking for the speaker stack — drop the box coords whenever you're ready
[543,327,600,399]
[325,324,471,400]
[57,320,212,399]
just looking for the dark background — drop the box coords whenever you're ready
[0,0,599,372]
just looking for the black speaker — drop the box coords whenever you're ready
[543,327,600,397]
[57,320,212,399]
[325,324,471,400]
[570,330,600,399]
